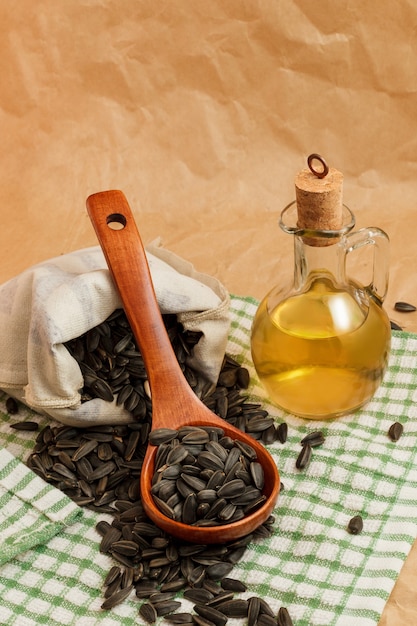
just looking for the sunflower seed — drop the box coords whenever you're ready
[181,473,207,492]
[197,451,225,471]
[218,503,236,521]
[223,448,241,474]
[104,576,122,599]
[124,430,141,462]
[216,394,229,419]
[181,429,210,445]
[184,588,214,603]
[100,527,122,553]
[135,580,159,598]
[193,616,217,626]
[274,421,287,443]
[194,604,228,626]
[394,301,416,312]
[218,368,238,388]
[295,443,312,469]
[262,424,278,445]
[236,367,250,389]
[103,565,121,587]
[246,417,274,432]
[116,383,134,407]
[91,378,114,402]
[390,320,402,330]
[96,519,113,536]
[300,430,325,447]
[52,463,78,481]
[164,613,194,624]
[277,606,294,626]
[233,440,257,460]
[220,577,247,592]
[6,396,19,414]
[167,445,189,465]
[113,333,133,354]
[197,489,218,503]
[121,567,135,588]
[152,496,176,519]
[347,514,363,535]
[160,578,187,592]
[216,599,249,617]
[248,596,261,626]
[88,460,117,481]
[101,584,133,609]
[230,486,261,506]
[249,462,264,490]
[182,493,198,525]
[206,562,234,581]
[388,421,403,442]
[258,614,278,626]
[188,564,206,586]
[259,598,275,617]
[139,602,157,623]
[72,439,99,462]
[10,421,39,431]
[206,441,228,463]
[206,590,234,607]
[217,479,246,499]
[111,540,139,556]
[206,470,226,490]
[153,599,182,616]
[57,451,76,471]
[202,579,224,595]
[97,442,113,461]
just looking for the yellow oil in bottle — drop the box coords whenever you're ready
[251,274,391,419]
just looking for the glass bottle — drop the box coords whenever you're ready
[250,157,391,419]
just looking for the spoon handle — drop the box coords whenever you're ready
[86,190,187,402]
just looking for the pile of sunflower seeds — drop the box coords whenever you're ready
[97,501,278,621]
[27,418,288,623]
[63,308,284,444]
[23,308,295,623]
[150,426,266,525]
[64,310,200,417]
[27,422,146,512]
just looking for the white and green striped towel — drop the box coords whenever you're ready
[0,294,417,625]
[0,447,83,566]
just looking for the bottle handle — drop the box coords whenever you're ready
[344,227,390,303]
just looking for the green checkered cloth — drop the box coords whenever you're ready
[0,447,83,566]
[0,294,416,625]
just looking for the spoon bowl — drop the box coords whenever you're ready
[86,190,280,543]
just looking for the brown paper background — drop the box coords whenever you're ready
[1,2,417,622]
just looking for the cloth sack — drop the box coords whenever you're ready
[0,242,230,426]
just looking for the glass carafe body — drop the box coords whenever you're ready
[250,203,391,419]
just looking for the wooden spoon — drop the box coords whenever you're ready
[86,190,280,544]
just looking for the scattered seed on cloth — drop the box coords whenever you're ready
[300,430,325,447]
[390,320,403,331]
[388,422,404,442]
[295,443,312,470]
[347,515,363,535]
[10,421,39,431]
[5,396,19,414]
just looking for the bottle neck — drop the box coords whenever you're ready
[293,235,345,290]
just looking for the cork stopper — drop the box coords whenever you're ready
[295,154,343,246]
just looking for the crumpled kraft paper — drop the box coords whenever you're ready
[1,1,417,622]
